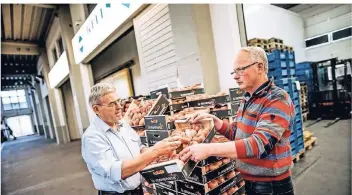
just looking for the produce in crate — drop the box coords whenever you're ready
[124,99,155,126]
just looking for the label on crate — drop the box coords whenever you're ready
[229,88,245,101]
[140,136,147,145]
[188,98,215,107]
[169,103,189,111]
[214,95,230,104]
[169,88,205,98]
[148,95,170,116]
[210,110,232,118]
[146,131,169,146]
[155,184,177,195]
[150,87,169,99]
[231,102,241,116]
[144,115,175,130]
[141,161,185,184]
[156,181,177,191]
[198,156,224,167]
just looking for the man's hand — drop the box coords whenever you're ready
[179,143,212,162]
[186,113,223,130]
[152,137,181,156]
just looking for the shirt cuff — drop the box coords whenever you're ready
[110,160,123,182]
[217,120,229,135]
[235,139,248,159]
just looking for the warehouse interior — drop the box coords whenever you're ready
[1,3,351,195]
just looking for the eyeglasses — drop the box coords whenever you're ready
[230,62,259,75]
[95,99,122,108]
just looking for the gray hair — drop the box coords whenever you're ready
[239,47,268,73]
[88,83,116,106]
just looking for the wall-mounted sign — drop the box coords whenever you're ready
[72,3,143,64]
[48,52,69,88]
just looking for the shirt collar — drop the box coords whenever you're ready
[244,77,274,100]
[93,115,124,132]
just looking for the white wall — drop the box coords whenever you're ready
[244,4,306,63]
[291,4,352,62]
[210,4,243,91]
[90,30,148,95]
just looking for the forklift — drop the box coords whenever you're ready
[308,58,351,128]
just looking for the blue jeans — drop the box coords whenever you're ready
[245,176,294,195]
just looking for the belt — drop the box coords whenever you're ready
[98,185,143,195]
[245,176,292,186]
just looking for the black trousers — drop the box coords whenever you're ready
[98,185,143,195]
[245,176,294,195]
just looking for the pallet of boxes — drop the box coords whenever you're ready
[121,94,171,195]
[247,37,293,53]
[136,84,246,195]
[299,82,309,122]
[263,39,305,162]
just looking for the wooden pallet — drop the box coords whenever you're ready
[268,37,283,44]
[304,137,317,150]
[302,112,309,122]
[249,43,268,50]
[283,45,293,51]
[248,38,268,45]
[293,149,305,163]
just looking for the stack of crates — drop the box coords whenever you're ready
[295,62,314,103]
[267,49,305,157]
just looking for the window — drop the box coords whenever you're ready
[58,37,64,56]
[52,47,58,64]
[1,89,28,110]
[305,35,329,48]
[332,26,352,41]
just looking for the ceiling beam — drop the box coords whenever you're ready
[32,4,57,9]
[29,7,42,40]
[2,4,12,39]
[13,4,23,40]
[1,41,40,55]
[22,5,34,40]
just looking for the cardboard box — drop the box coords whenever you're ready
[144,115,175,131]
[230,183,245,195]
[210,109,232,118]
[229,88,245,101]
[140,119,216,184]
[169,88,205,99]
[150,87,169,99]
[197,156,224,167]
[186,161,236,184]
[147,94,170,116]
[146,130,170,147]
[176,172,242,195]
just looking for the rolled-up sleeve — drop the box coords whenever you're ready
[82,135,122,183]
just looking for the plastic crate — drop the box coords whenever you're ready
[287,60,295,68]
[295,62,312,71]
[286,51,295,60]
[269,60,289,69]
[267,50,287,62]
[295,143,304,153]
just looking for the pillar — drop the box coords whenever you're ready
[209,4,248,91]
[168,4,220,94]
[58,4,94,136]
[39,49,70,144]
[34,79,50,138]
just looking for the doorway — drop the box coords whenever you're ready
[61,80,80,140]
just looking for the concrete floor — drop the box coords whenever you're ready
[1,119,351,195]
